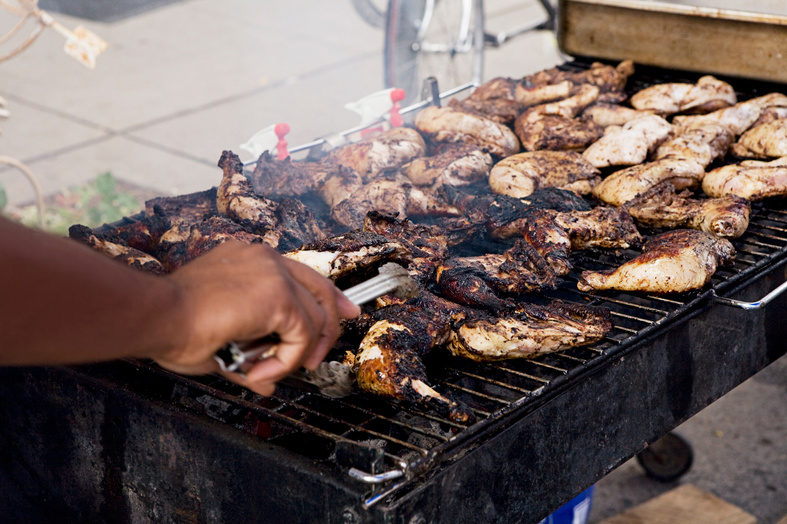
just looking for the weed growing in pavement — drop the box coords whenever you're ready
[4,172,140,236]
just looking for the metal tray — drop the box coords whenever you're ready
[557,0,787,84]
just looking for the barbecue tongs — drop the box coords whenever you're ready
[213,263,417,375]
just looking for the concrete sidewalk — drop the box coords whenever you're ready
[1,1,785,523]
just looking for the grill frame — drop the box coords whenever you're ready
[3,60,787,523]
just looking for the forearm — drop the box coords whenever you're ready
[0,217,184,366]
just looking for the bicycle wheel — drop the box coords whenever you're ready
[384,0,484,106]
[351,0,387,28]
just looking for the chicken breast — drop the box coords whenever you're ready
[414,105,520,157]
[673,93,787,136]
[582,114,673,168]
[730,118,787,159]
[488,150,601,198]
[654,121,734,168]
[578,229,735,294]
[702,156,787,200]
[630,75,736,115]
[592,158,706,207]
[402,143,493,188]
[325,127,426,182]
[581,104,656,128]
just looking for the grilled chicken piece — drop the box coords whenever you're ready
[577,229,735,294]
[274,197,327,251]
[250,151,330,198]
[581,104,656,128]
[654,121,734,168]
[630,76,736,115]
[515,80,573,108]
[494,207,641,276]
[283,230,412,280]
[515,85,604,151]
[402,142,493,189]
[216,150,282,247]
[69,225,166,275]
[518,60,634,105]
[730,118,787,159]
[144,188,218,229]
[325,127,426,182]
[414,105,520,158]
[582,115,673,168]
[159,216,266,271]
[470,76,518,101]
[702,156,787,200]
[448,97,521,126]
[673,93,787,136]
[99,212,171,255]
[488,150,601,198]
[363,211,449,283]
[592,158,706,207]
[355,297,474,424]
[750,105,787,129]
[624,183,750,238]
[330,174,461,229]
[449,300,612,361]
[436,239,558,308]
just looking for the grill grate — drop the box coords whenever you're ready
[128,62,787,489]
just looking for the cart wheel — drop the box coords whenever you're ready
[384,0,485,106]
[636,432,694,482]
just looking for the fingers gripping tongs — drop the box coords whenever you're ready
[213,263,417,375]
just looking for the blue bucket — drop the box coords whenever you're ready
[537,485,595,524]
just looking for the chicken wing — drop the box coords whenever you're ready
[489,150,601,198]
[702,156,787,200]
[577,229,735,294]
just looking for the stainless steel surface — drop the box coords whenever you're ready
[557,0,787,83]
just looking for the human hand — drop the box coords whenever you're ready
[154,241,360,395]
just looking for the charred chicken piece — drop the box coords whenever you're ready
[436,239,558,308]
[446,76,522,125]
[702,156,787,200]
[517,60,634,106]
[630,76,737,115]
[325,127,426,183]
[283,230,412,280]
[514,85,604,151]
[249,151,331,198]
[673,93,787,136]
[552,206,643,250]
[654,121,734,168]
[159,216,266,271]
[729,118,787,159]
[273,197,327,251]
[100,212,171,255]
[581,103,656,128]
[414,105,520,158]
[402,142,493,189]
[363,211,449,283]
[355,298,474,424]
[592,158,706,207]
[449,300,612,361]
[144,188,218,229]
[624,183,751,238]
[581,114,673,169]
[330,173,461,230]
[578,229,735,294]
[216,150,282,247]
[488,150,601,198]
[69,225,166,275]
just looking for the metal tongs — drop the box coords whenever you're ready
[213,263,417,376]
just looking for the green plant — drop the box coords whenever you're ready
[0,181,7,213]
[11,172,140,236]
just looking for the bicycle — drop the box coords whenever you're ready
[352,0,557,105]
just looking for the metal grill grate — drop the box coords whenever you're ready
[126,62,787,490]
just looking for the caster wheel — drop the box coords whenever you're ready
[636,432,694,482]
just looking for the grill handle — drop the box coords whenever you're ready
[348,467,404,483]
[712,280,787,310]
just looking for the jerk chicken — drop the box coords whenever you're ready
[577,229,735,294]
[629,75,736,115]
[488,150,601,198]
[703,156,787,200]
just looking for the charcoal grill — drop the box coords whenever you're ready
[3,61,787,524]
